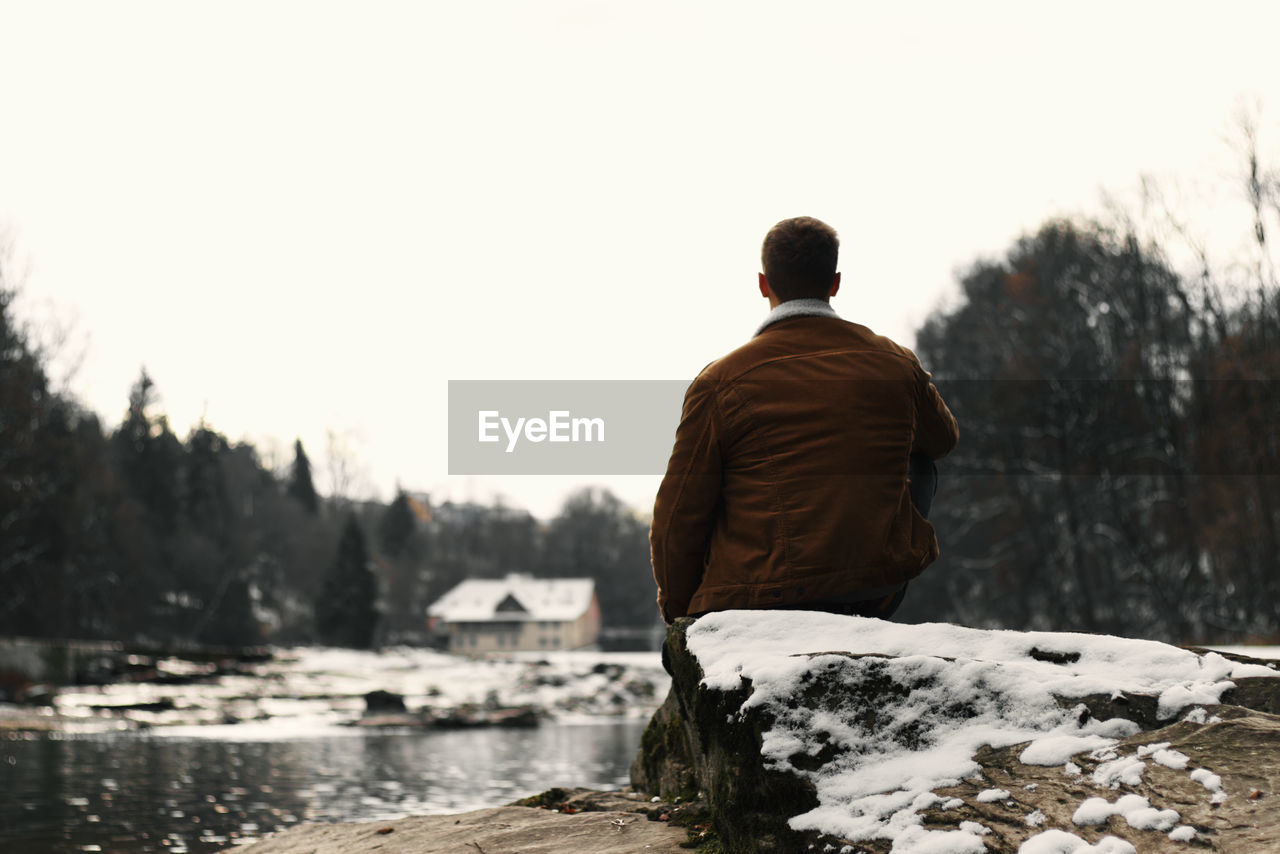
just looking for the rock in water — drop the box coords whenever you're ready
[363,689,407,713]
[631,612,1280,853]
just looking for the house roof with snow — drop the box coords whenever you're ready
[427,575,596,623]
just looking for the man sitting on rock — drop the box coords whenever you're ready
[650,216,958,624]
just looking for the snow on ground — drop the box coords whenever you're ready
[685,611,1280,854]
[47,646,668,736]
[1209,645,1280,660]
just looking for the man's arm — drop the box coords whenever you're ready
[912,364,959,461]
[649,373,722,624]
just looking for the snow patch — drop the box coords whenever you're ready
[1135,743,1189,770]
[1091,755,1145,788]
[1157,680,1235,719]
[1020,735,1113,766]
[1018,829,1137,853]
[891,826,987,854]
[1189,767,1222,793]
[1070,797,1115,826]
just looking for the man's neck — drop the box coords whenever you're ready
[754,298,839,337]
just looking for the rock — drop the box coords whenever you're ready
[228,788,696,853]
[631,617,836,852]
[350,702,540,729]
[86,698,176,713]
[591,662,625,680]
[924,706,1280,852]
[363,689,407,713]
[430,703,540,729]
[630,612,1280,853]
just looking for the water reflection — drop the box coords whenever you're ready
[1,719,647,853]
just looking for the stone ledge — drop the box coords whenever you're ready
[230,789,696,854]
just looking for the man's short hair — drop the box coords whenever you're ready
[761,216,840,301]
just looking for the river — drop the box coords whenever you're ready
[2,717,650,853]
[1,646,667,853]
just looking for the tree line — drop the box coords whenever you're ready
[899,139,1280,642]
[0,268,654,647]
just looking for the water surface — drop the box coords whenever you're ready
[1,719,648,853]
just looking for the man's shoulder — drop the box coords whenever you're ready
[701,317,920,384]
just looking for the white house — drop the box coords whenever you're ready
[426,575,601,653]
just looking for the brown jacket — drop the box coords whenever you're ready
[650,313,958,623]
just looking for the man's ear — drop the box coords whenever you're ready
[759,273,770,299]
[828,272,841,298]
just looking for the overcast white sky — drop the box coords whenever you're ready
[2,1,1277,519]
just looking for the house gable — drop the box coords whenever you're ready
[494,593,528,615]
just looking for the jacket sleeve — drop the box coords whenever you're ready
[649,372,722,624]
[912,364,959,461]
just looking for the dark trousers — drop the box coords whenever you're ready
[908,452,938,519]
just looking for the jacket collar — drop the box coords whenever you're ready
[754,298,839,337]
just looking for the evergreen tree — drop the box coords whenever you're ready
[184,425,231,539]
[111,369,183,533]
[314,513,379,648]
[197,575,260,648]
[378,489,417,558]
[376,490,436,642]
[286,438,319,514]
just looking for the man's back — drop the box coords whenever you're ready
[650,311,958,622]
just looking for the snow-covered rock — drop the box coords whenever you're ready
[630,612,1280,853]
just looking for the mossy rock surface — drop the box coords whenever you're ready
[631,620,835,853]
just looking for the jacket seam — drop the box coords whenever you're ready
[714,346,920,388]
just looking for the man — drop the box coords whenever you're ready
[650,216,958,624]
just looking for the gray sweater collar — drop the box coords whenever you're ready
[754,298,839,337]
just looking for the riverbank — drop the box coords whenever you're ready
[230,789,703,854]
[0,645,667,735]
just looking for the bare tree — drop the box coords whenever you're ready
[324,427,373,505]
